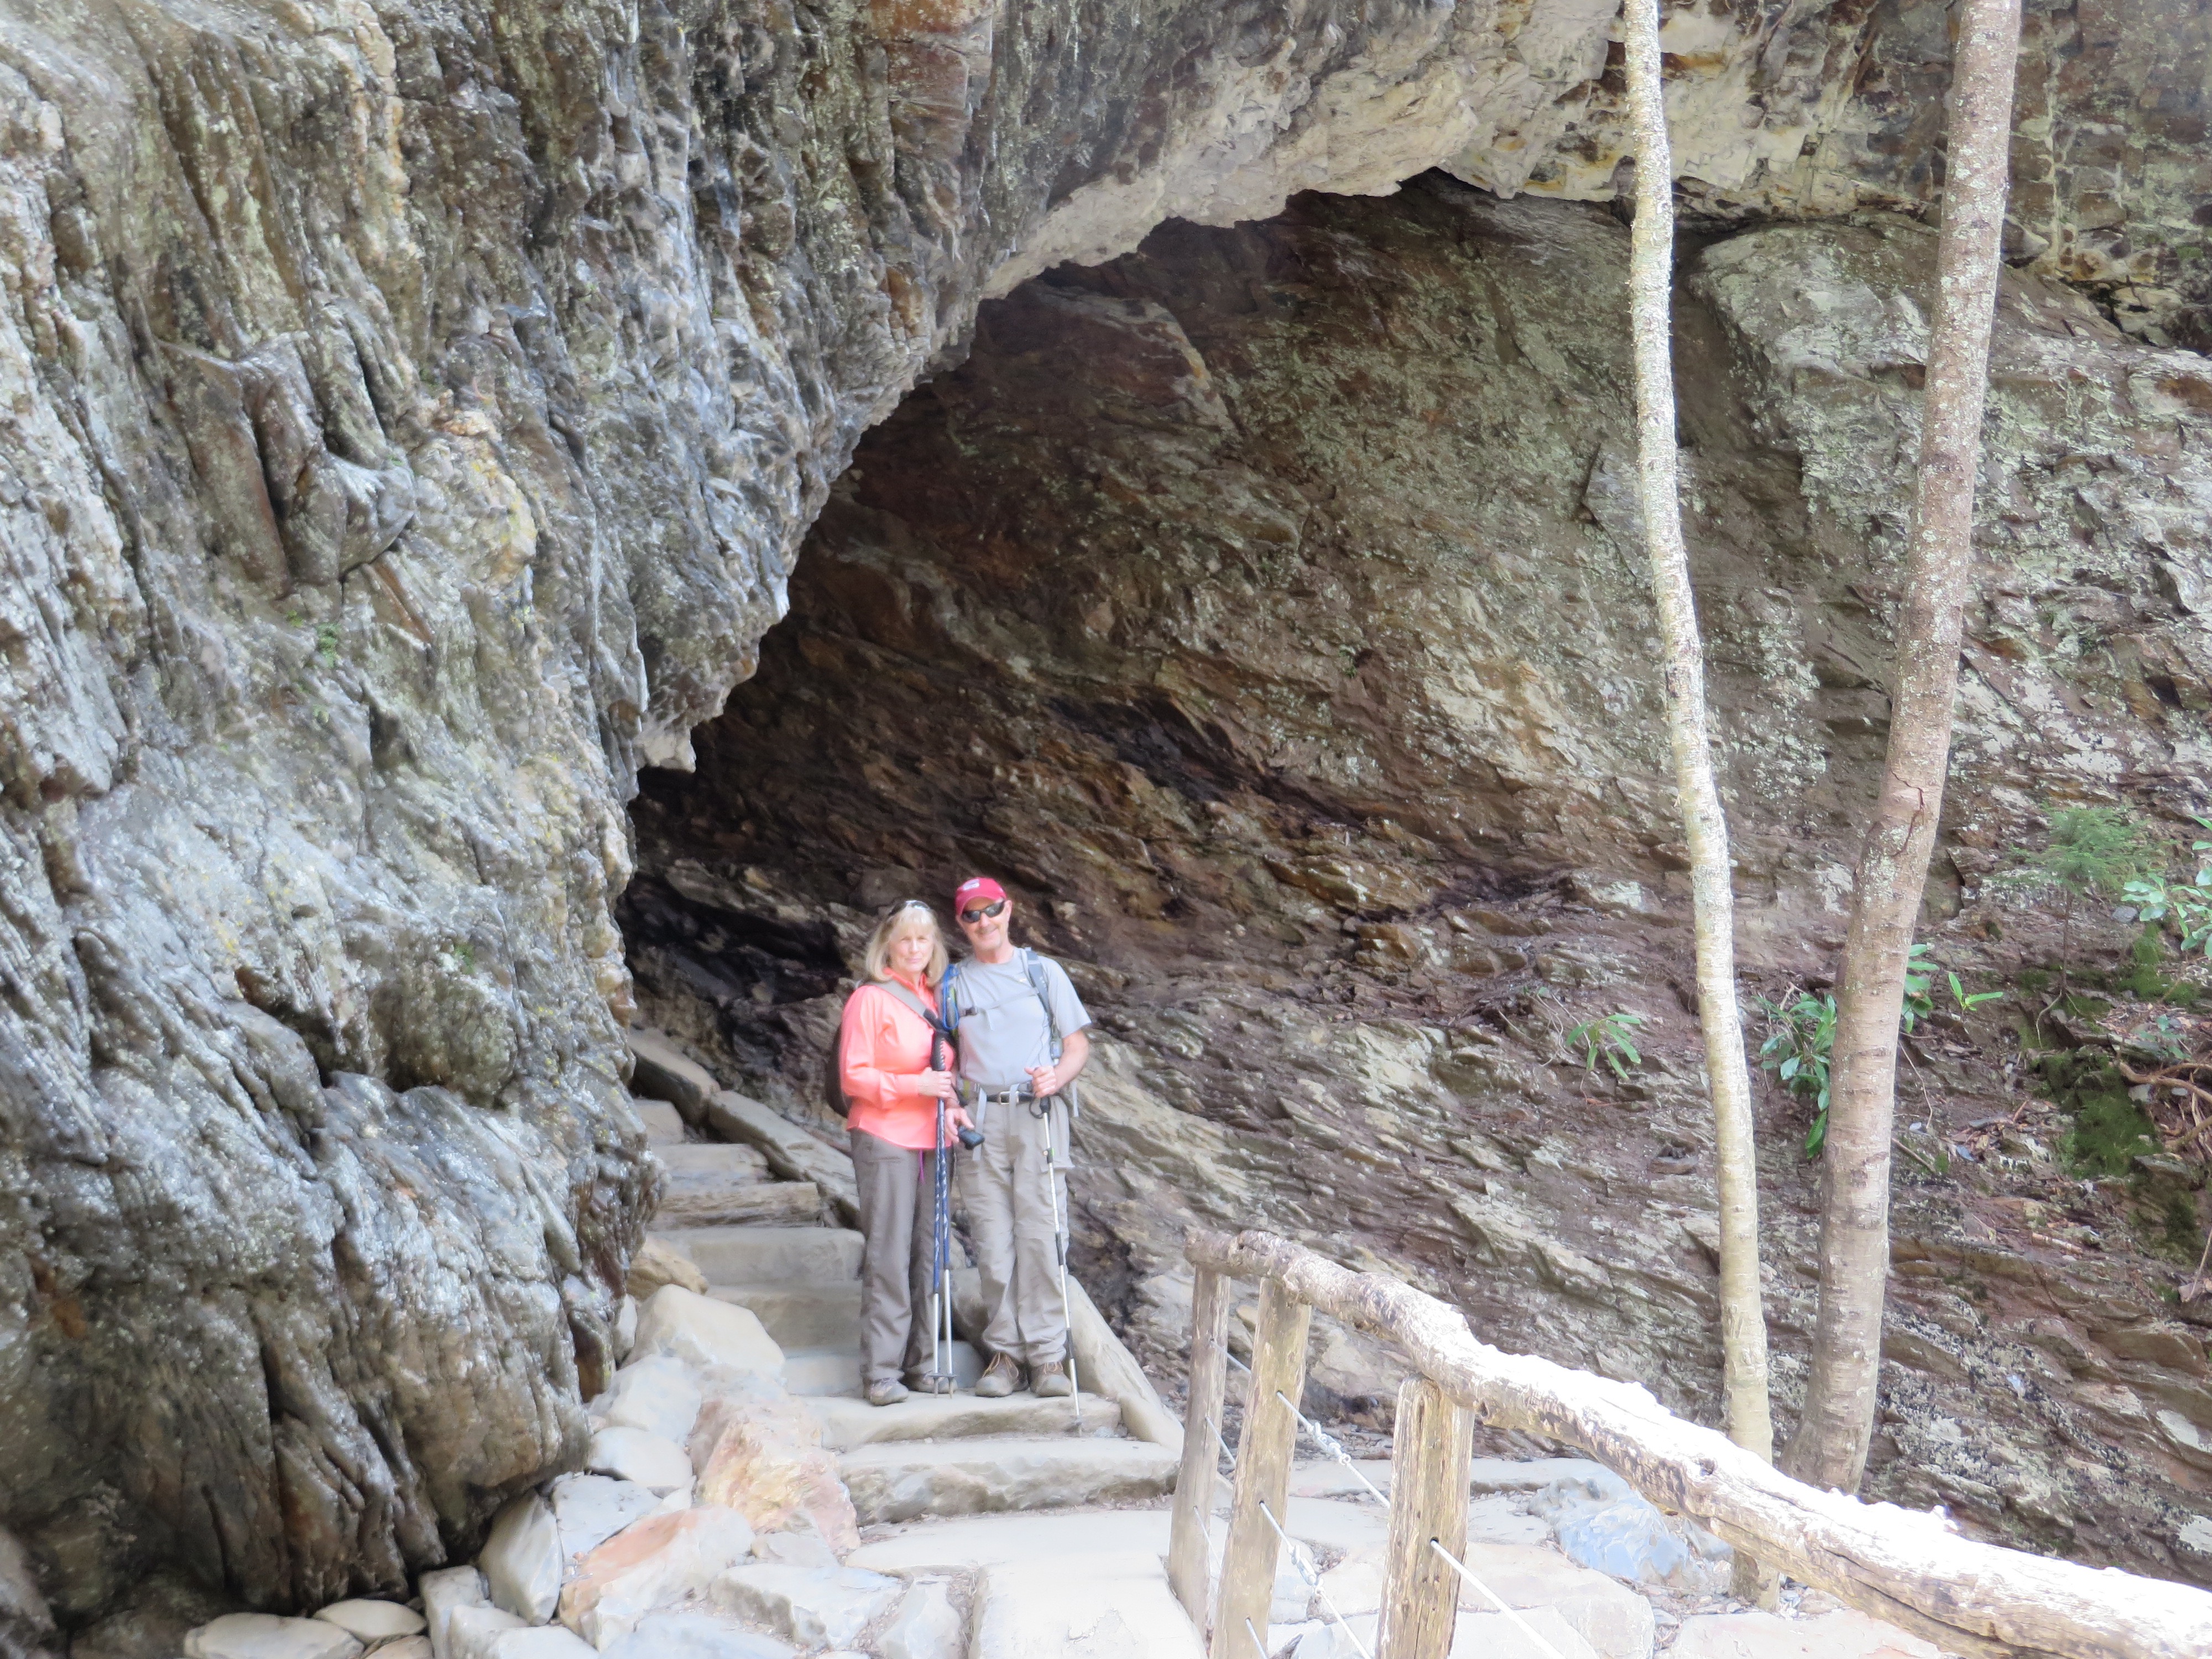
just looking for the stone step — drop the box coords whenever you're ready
[651,1226,862,1285]
[705,1280,860,1350]
[658,1181,822,1228]
[779,1348,863,1399]
[837,1436,1179,1525]
[806,1390,1121,1451]
[633,1099,688,1147]
[657,1144,773,1180]
[968,1551,1202,1659]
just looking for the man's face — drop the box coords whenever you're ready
[958,895,1013,953]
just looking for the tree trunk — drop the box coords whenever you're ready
[1620,0,1776,1530]
[1787,0,2023,1494]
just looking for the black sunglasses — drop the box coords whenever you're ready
[959,899,1009,925]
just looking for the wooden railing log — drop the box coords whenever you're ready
[1171,1265,1232,1627]
[1376,1375,1473,1659]
[1187,1228,2212,1659]
[1208,1277,1311,1659]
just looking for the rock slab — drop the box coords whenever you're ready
[184,1615,364,1659]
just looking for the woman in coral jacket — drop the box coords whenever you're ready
[838,900,974,1406]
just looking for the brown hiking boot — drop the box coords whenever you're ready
[1031,1358,1073,1399]
[974,1352,1024,1398]
[865,1376,910,1407]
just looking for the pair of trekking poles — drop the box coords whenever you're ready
[919,1021,1082,1430]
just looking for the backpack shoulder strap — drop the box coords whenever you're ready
[874,978,944,1032]
[1021,949,1062,1050]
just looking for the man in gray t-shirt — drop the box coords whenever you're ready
[943,877,1092,1398]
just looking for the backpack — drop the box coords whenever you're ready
[824,979,948,1118]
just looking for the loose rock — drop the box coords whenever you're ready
[445,1606,526,1659]
[184,1615,364,1659]
[313,1600,427,1641]
[419,1566,488,1659]
[599,1611,796,1659]
[550,1474,662,1564]
[592,1356,705,1444]
[628,1239,711,1301]
[559,1507,757,1648]
[632,1287,784,1379]
[876,1579,963,1659]
[480,1493,562,1624]
[691,1396,858,1551]
[711,1563,902,1650]
[587,1426,695,1496]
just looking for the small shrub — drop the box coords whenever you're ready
[1566,1010,1646,1081]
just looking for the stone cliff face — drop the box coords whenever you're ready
[625,178,2212,1582]
[1,0,2208,1639]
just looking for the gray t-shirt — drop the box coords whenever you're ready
[946,952,1092,1090]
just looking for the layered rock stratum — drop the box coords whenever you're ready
[2,0,2208,1640]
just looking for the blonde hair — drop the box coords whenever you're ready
[863,900,948,984]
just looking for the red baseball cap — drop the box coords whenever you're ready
[953,876,1007,912]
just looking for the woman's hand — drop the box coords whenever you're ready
[914,1069,958,1101]
[950,1105,975,1133]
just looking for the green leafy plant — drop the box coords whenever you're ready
[1758,953,1997,1159]
[1566,1010,1646,1081]
[315,620,341,668]
[2124,822,2212,958]
[1756,990,1837,1155]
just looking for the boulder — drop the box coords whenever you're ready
[420,1566,489,1659]
[711,1563,902,1650]
[481,1493,563,1624]
[558,1507,758,1648]
[877,1579,963,1659]
[183,1615,364,1659]
[592,1356,704,1444]
[379,1642,434,1659]
[614,1297,640,1361]
[550,1474,662,1564]
[313,1600,427,1641]
[446,1606,526,1659]
[632,1287,784,1378]
[690,1395,858,1551]
[627,1238,710,1301]
[598,1611,796,1659]
[587,1426,694,1496]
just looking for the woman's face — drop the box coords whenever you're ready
[889,924,935,977]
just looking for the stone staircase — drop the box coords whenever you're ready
[626,1035,1182,1533]
[629,1030,1186,1540]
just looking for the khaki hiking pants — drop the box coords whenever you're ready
[849,1129,947,1385]
[957,1095,1070,1368]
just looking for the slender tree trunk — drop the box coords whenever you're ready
[1621,0,1776,1542]
[1787,0,2022,1494]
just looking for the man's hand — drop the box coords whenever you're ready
[1025,1062,1063,1098]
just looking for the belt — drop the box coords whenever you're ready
[971,1086,1037,1105]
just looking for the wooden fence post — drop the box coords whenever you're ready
[1208,1278,1311,1659]
[1170,1266,1230,1625]
[1376,1375,1475,1659]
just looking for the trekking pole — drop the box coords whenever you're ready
[1044,1103,1083,1433]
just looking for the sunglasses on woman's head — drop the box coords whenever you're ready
[959,899,1009,925]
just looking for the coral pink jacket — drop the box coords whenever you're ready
[838,972,946,1151]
